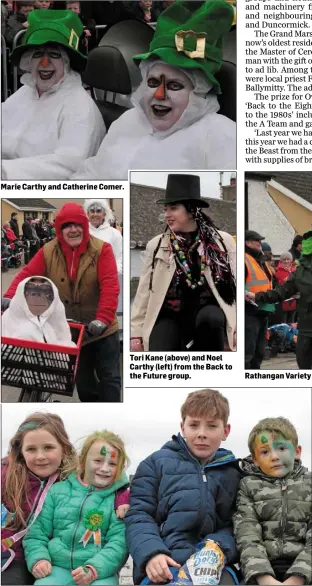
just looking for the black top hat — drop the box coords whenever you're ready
[156,174,210,208]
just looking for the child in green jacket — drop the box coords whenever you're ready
[23,430,130,585]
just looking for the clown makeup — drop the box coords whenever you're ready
[24,278,54,316]
[143,63,194,131]
[88,205,105,228]
[83,441,119,488]
[30,44,64,95]
[253,431,300,478]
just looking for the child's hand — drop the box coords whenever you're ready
[116,504,130,519]
[283,577,305,585]
[146,554,181,583]
[72,566,93,585]
[32,560,52,578]
[84,28,91,37]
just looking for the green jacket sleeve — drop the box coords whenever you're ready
[84,511,128,579]
[23,490,55,572]
[233,479,275,583]
[255,274,298,305]
[285,517,312,585]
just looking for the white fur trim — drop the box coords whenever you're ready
[83,199,114,226]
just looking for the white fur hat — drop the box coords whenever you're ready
[83,199,114,224]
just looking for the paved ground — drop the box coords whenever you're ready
[120,558,134,585]
[261,354,298,370]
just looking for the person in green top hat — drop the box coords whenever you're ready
[74,0,236,180]
[246,229,312,369]
[2,9,105,180]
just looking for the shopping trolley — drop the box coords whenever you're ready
[1,323,84,402]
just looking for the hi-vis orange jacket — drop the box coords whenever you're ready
[245,253,273,293]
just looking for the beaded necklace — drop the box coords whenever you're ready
[170,232,206,289]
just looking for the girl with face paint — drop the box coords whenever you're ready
[234,417,311,586]
[23,430,130,586]
[1,412,76,586]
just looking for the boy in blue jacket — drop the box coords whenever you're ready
[125,389,241,585]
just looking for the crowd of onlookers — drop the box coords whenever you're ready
[1,213,55,271]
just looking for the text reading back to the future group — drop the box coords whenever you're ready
[129,354,233,383]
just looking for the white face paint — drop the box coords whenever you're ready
[83,441,119,488]
[30,44,65,95]
[143,63,194,131]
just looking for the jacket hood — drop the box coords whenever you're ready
[55,202,89,254]
[240,454,306,480]
[83,199,114,228]
[1,275,75,345]
[162,433,238,467]
[68,471,129,496]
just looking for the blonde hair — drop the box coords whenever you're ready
[3,412,76,531]
[248,417,298,455]
[65,430,129,481]
[181,389,229,424]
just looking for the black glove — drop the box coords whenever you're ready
[88,320,107,336]
[1,298,11,312]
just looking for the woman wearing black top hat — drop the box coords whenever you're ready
[131,174,236,351]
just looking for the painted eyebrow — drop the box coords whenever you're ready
[148,75,185,82]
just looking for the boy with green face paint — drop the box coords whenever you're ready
[233,417,311,586]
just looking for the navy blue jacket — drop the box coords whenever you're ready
[125,434,241,584]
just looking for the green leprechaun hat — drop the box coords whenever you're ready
[133,0,235,94]
[11,10,87,72]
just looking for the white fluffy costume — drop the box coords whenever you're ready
[83,199,123,273]
[2,276,76,346]
[73,62,235,180]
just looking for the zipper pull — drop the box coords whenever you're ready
[202,472,207,483]
[281,481,287,491]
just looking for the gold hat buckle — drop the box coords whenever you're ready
[175,30,207,59]
[69,28,79,50]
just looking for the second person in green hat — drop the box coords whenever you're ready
[73,0,236,180]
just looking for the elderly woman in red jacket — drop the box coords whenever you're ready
[275,251,297,324]
[2,203,120,402]
[2,222,17,245]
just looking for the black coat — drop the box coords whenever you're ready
[256,255,312,336]
[10,218,19,238]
